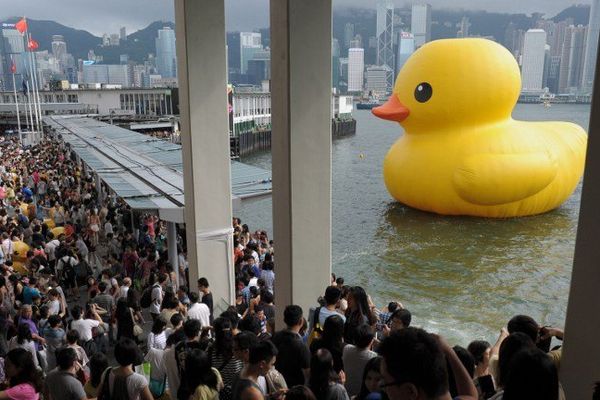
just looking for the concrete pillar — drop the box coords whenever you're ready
[561,38,600,398]
[175,0,235,310]
[167,221,179,289]
[271,0,332,326]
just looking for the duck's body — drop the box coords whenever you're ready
[373,38,587,217]
[384,119,586,217]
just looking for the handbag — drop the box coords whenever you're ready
[130,308,143,337]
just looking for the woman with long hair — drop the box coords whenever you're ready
[84,352,109,398]
[309,315,346,373]
[115,297,136,341]
[180,348,223,400]
[308,349,349,400]
[354,357,382,400]
[0,348,43,399]
[343,286,377,345]
[208,317,243,400]
[8,324,39,370]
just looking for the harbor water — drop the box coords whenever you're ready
[238,103,591,346]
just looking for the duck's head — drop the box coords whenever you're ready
[373,38,521,132]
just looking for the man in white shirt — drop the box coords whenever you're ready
[150,273,168,320]
[187,292,211,329]
[119,277,131,300]
[70,304,104,343]
[45,233,60,265]
[1,233,13,261]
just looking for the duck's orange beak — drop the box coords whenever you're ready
[372,95,410,122]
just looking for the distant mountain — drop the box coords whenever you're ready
[2,18,173,64]
[4,17,100,59]
[551,4,590,25]
[5,3,592,67]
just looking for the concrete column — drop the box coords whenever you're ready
[271,0,332,326]
[175,0,235,310]
[167,221,179,288]
[561,38,600,398]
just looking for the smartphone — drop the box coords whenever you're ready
[477,375,495,399]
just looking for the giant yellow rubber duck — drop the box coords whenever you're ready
[372,38,587,218]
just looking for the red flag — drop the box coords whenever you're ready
[15,18,27,34]
[27,38,39,51]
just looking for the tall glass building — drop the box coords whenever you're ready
[155,27,177,79]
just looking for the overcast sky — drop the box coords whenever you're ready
[0,0,591,36]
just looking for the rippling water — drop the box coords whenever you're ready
[238,103,591,345]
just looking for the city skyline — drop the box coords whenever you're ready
[0,0,592,35]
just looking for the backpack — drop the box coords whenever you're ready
[98,368,131,400]
[140,284,157,308]
[307,307,323,346]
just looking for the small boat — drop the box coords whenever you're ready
[356,100,382,110]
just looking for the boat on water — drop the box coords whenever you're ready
[356,100,382,110]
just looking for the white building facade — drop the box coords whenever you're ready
[521,29,547,92]
[348,48,364,93]
[411,4,431,49]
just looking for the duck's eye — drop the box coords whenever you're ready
[414,82,433,103]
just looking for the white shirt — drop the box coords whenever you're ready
[45,239,60,261]
[150,284,163,315]
[119,285,130,300]
[147,331,167,350]
[8,337,39,369]
[1,239,12,259]
[71,318,100,342]
[187,302,211,328]
[48,299,61,315]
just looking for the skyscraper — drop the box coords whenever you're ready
[120,27,127,41]
[1,27,26,90]
[227,32,241,74]
[411,4,431,49]
[521,29,547,92]
[457,16,470,38]
[582,0,600,92]
[396,32,415,77]
[240,32,262,74]
[51,35,67,61]
[155,27,177,78]
[348,48,364,93]
[344,23,355,48]
[332,38,340,90]
[567,26,587,89]
[376,0,394,92]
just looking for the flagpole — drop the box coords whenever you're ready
[26,32,41,141]
[20,33,34,144]
[31,42,43,140]
[11,71,22,146]
[26,35,40,140]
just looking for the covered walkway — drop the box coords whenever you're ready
[43,114,272,281]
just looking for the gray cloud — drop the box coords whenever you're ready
[0,0,590,36]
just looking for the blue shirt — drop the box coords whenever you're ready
[22,286,40,305]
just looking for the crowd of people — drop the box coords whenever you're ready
[0,134,577,400]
